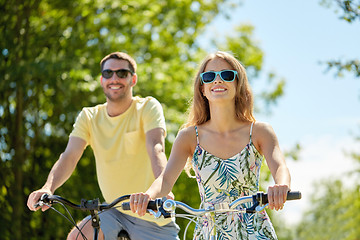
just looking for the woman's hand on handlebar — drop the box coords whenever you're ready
[27,189,52,212]
[130,191,175,217]
[267,184,290,211]
[130,192,151,217]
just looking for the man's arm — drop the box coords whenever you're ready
[27,136,87,211]
[145,127,167,178]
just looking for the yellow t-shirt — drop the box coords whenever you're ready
[70,96,171,225]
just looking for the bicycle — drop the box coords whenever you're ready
[36,191,301,240]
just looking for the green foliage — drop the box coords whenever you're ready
[0,0,285,239]
[295,126,360,240]
[296,180,360,240]
[321,0,360,83]
[284,143,302,161]
[325,59,360,78]
[320,0,360,22]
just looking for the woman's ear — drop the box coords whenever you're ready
[100,76,103,84]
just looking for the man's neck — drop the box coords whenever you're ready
[106,97,134,117]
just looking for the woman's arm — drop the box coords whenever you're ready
[255,122,291,211]
[131,127,195,216]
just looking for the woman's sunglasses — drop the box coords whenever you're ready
[200,70,238,84]
[101,69,134,79]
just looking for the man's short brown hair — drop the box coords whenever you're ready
[100,52,137,73]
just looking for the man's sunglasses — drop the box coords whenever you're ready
[101,69,134,79]
[200,70,238,84]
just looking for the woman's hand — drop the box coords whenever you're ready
[130,192,151,217]
[267,184,290,211]
[130,191,175,217]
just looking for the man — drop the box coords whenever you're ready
[27,52,179,240]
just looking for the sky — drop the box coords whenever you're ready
[200,0,360,226]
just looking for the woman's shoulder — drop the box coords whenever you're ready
[253,121,274,132]
[177,125,197,138]
[173,126,198,154]
[252,121,278,142]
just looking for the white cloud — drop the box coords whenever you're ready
[276,134,357,226]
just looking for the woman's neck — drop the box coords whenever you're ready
[207,102,241,132]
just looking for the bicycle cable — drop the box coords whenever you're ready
[44,201,88,240]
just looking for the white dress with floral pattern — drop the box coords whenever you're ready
[191,124,277,240]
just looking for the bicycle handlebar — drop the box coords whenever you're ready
[35,194,133,211]
[36,191,301,217]
[121,191,301,215]
[35,193,163,212]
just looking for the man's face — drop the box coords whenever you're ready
[101,59,136,102]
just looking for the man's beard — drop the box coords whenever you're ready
[103,86,130,102]
[104,91,128,102]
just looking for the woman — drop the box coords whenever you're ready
[131,51,291,239]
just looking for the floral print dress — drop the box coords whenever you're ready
[191,123,277,240]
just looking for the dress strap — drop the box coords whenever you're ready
[249,122,254,144]
[194,126,200,145]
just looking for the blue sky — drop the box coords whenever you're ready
[200,0,360,225]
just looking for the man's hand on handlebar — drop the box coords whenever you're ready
[27,189,53,212]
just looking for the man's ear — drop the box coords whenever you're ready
[100,76,103,84]
[131,74,137,87]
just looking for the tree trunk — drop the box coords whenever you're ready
[12,86,24,240]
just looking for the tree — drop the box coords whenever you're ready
[294,1,360,239]
[0,1,230,238]
[296,179,360,240]
[0,0,285,239]
[321,0,360,78]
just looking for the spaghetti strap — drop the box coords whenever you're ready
[194,126,200,145]
[249,122,254,144]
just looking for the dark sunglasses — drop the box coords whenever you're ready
[200,70,238,84]
[101,69,134,79]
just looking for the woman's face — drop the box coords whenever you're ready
[201,58,237,103]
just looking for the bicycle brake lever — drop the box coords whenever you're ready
[34,202,42,208]
[34,193,50,208]
[148,209,162,218]
[255,204,268,212]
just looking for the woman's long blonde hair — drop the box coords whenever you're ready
[184,51,256,175]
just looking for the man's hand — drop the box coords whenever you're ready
[27,189,52,212]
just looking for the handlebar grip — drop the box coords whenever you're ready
[121,200,160,211]
[261,191,302,204]
[286,191,302,201]
[121,202,131,210]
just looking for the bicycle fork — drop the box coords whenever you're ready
[90,210,101,240]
